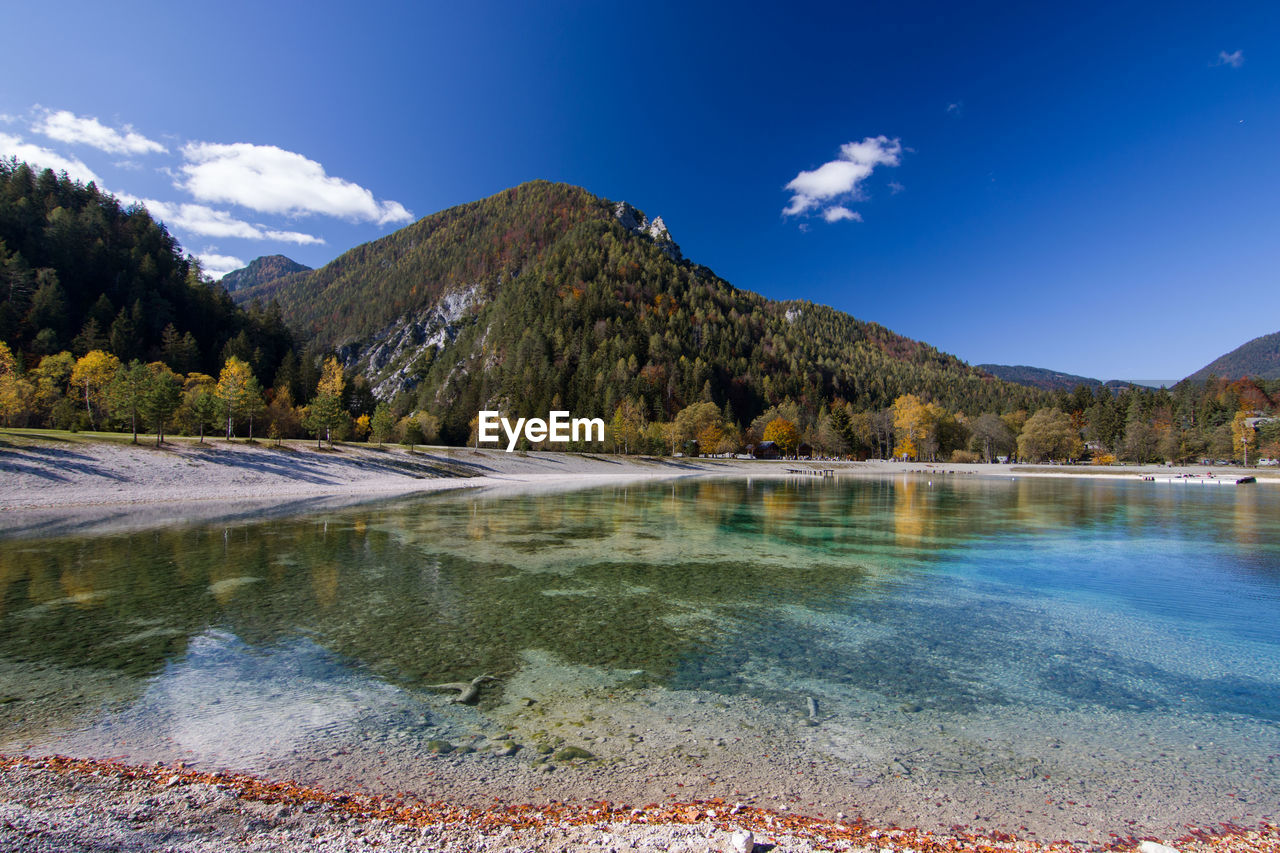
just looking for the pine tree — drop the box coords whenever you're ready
[107,360,150,442]
[370,402,395,447]
[140,362,182,446]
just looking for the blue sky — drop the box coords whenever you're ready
[1,1,1274,381]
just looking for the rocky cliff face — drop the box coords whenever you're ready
[340,284,484,399]
[614,202,682,261]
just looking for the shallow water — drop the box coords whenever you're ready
[1,474,1278,839]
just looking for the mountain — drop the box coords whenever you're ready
[0,159,294,381]
[219,254,311,292]
[1184,331,1280,383]
[237,180,1048,443]
[979,364,1177,392]
[977,364,1105,392]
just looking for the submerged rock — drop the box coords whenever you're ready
[553,746,594,762]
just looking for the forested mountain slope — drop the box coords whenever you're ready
[1184,331,1280,383]
[0,159,294,383]
[977,364,1105,392]
[236,180,1048,442]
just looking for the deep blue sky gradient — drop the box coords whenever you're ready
[1,0,1275,380]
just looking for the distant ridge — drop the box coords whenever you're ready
[979,364,1176,392]
[1184,330,1280,383]
[977,364,1104,392]
[220,255,312,292]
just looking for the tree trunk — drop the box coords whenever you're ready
[131,412,137,444]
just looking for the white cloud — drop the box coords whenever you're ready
[196,252,247,280]
[34,109,167,155]
[783,135,902,223]
[125,196,324,245]
[822,206,862,223]
[178,142,412,224]
[1215,49,1244,68]
[0,132,102,185]
[263,229,325,245]
[946,101,964,116]
[153,200,263,239]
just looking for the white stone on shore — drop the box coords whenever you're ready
[1138,842,1179,853]
[728,828,754,853]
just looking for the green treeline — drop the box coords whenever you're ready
[0,158,295,387]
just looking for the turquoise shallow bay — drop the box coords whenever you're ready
[1,474,1277,839]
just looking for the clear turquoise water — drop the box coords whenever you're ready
[1,474,1277,834]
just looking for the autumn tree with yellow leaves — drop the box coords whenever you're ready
[0,342,28,426]
[891,394,934,461]
[70,350,120,430]
[215,357,262,440]
[305,356,347,448]
[763,417,800,456]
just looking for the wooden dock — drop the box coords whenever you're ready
[784,467,836,477]
[1143,475,1256,486]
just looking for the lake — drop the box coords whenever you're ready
[1,473,1277,841]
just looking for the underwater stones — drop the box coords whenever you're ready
[492,742,521,757]
[553,746,595,761]
[427,674,496,704]
[425,740,454,754]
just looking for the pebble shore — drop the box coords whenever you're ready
[3,756,1278,853]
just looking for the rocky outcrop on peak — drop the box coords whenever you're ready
[613,202,683,261]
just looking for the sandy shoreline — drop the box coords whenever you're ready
[1,431,1273,521]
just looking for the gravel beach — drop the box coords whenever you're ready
[3,755,1277,853]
